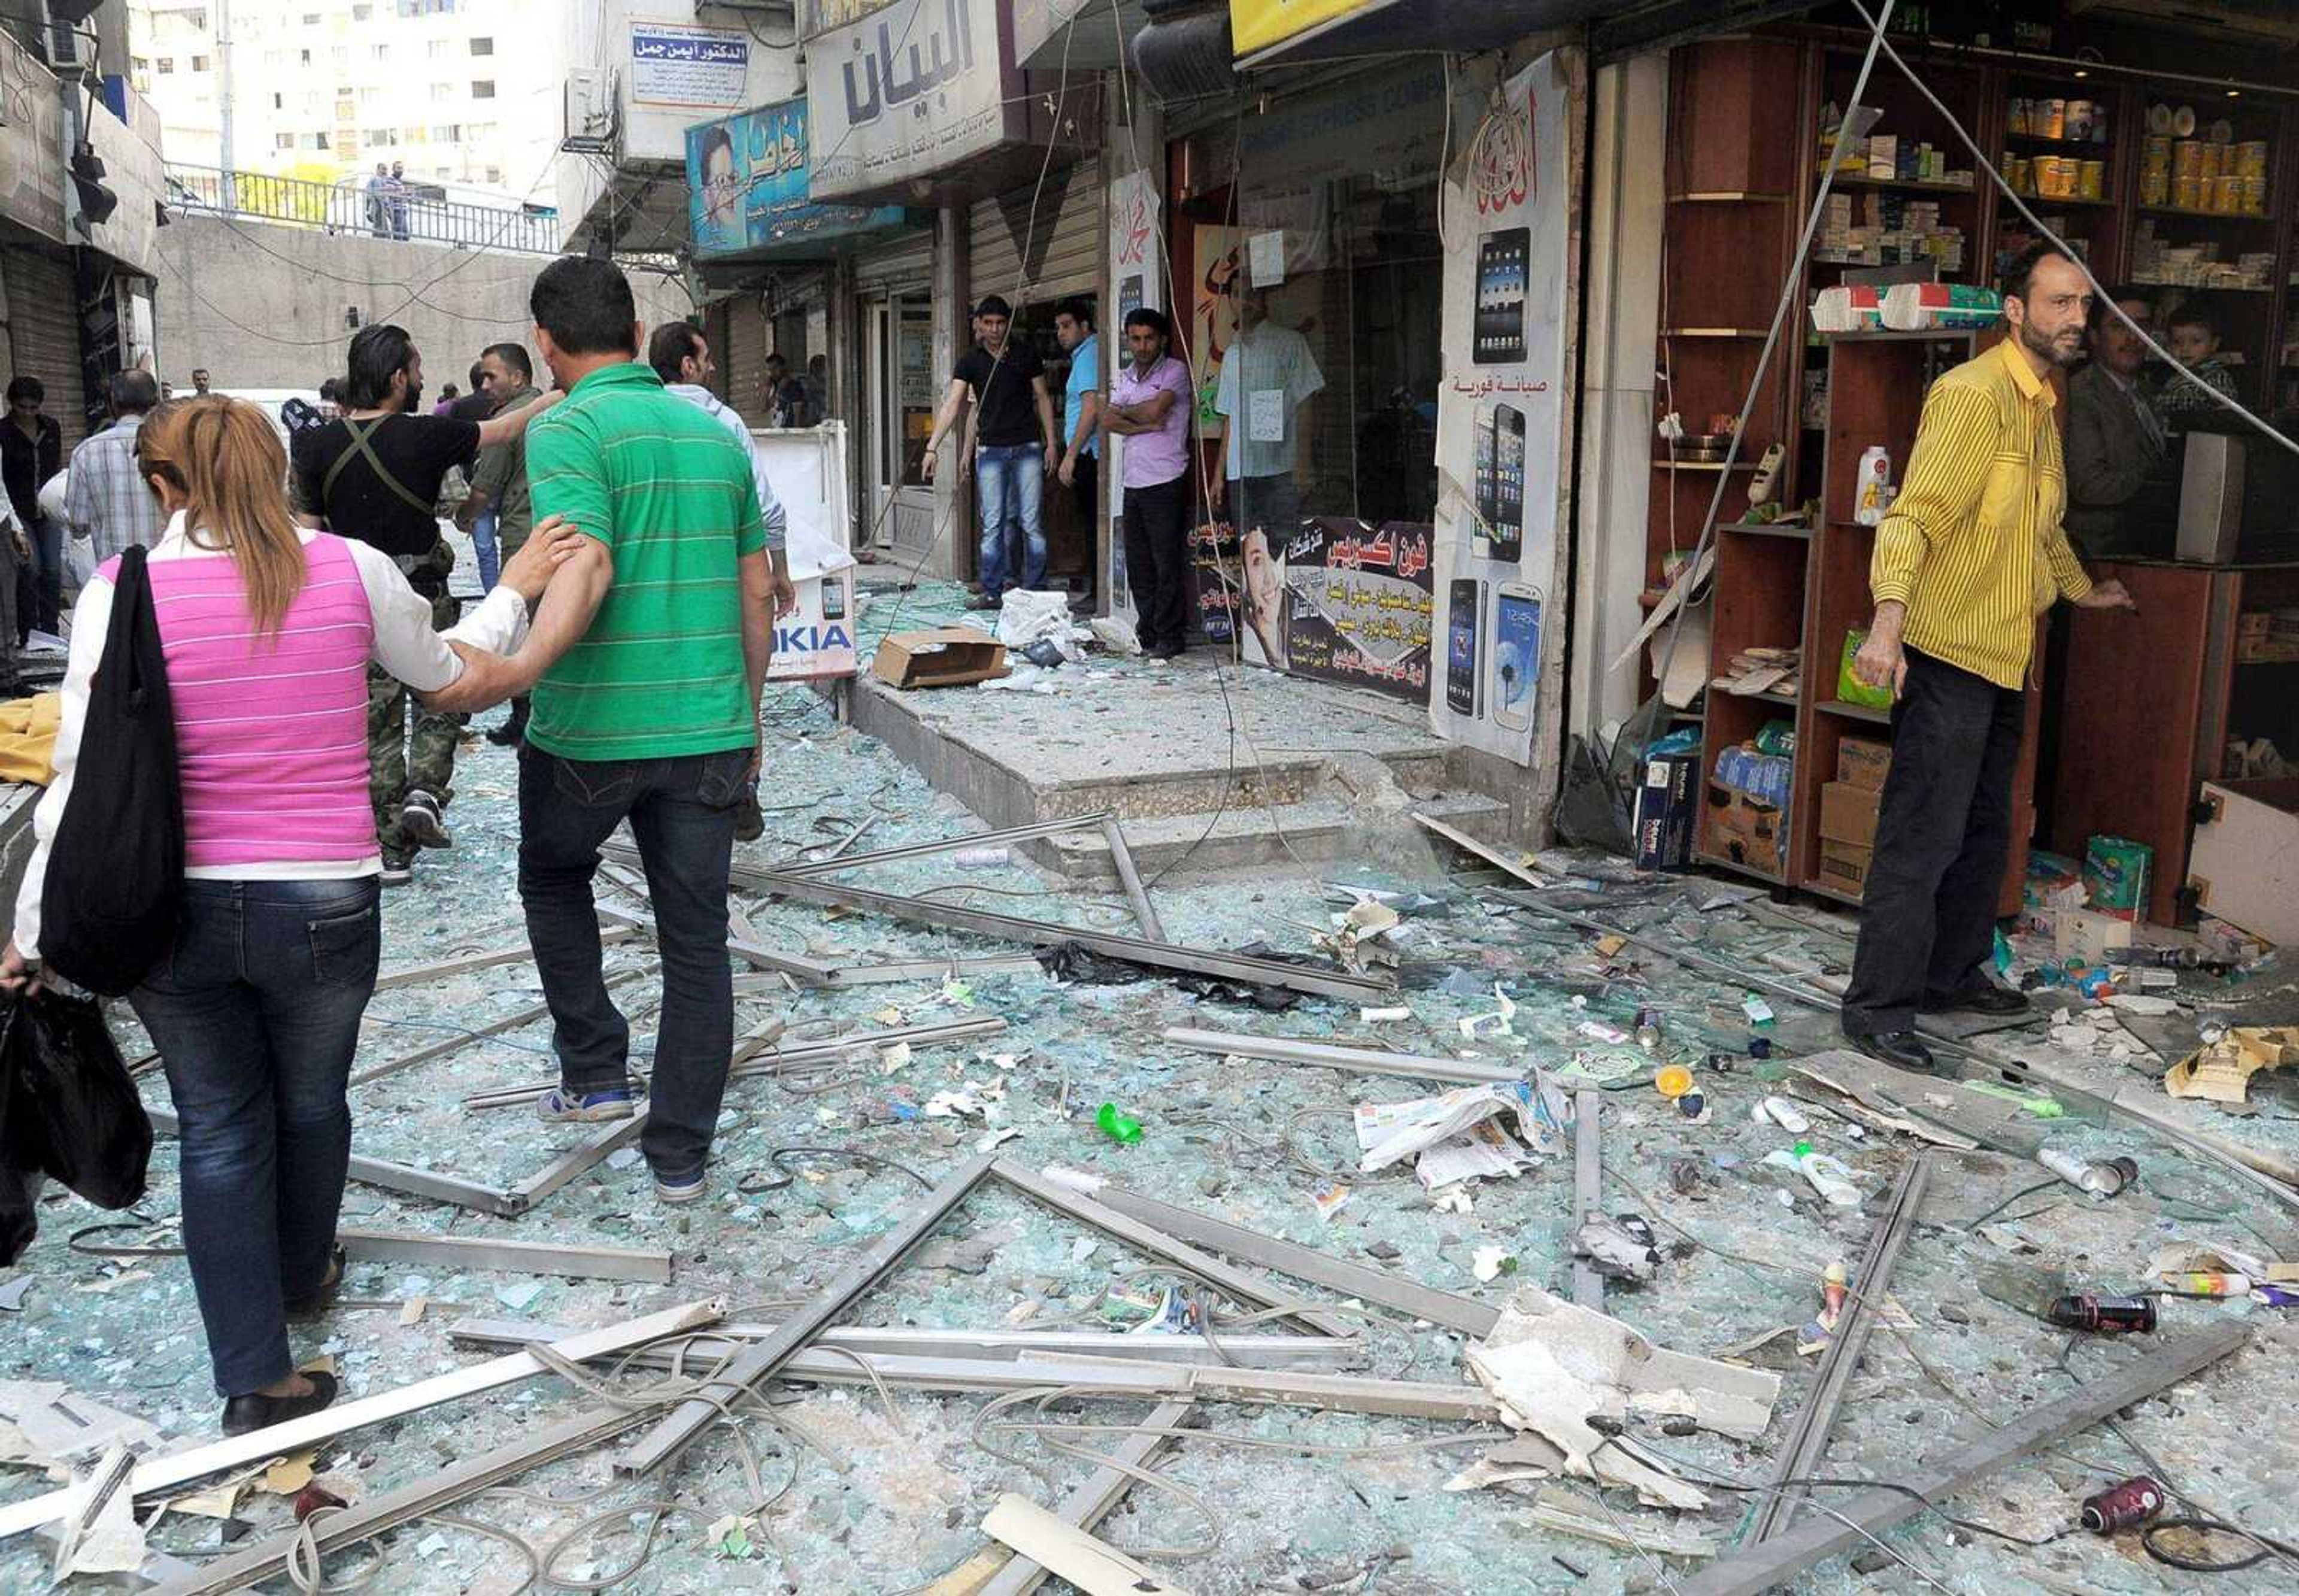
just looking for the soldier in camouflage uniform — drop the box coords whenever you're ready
[367,538,464,860]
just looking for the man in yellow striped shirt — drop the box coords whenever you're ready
[1842,244,2136,1075]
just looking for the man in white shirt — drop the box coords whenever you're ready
[1212,287,1324,541]
[647,321,799,841]
[63,371,169,565]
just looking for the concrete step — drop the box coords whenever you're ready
[1029,787,1512,882]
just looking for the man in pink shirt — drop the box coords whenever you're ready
[1102,308,1194,659]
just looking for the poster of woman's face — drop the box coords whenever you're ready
[1241,527,1287,671]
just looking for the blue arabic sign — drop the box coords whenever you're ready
[686,98,907,259]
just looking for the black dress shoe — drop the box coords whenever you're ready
[284,1245,346,1321]
[1919,979,2029,1016]
[1845,1027,1939,1075]
[484,699,529,747]
[222,1371,339,1437]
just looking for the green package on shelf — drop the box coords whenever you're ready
[1838,629,1895,710]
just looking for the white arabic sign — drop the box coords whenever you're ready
[629,19,750,108]
[806,0,1015,202]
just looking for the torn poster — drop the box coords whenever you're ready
[1354,1075,1570,1188]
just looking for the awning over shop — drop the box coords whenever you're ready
[1017,0,1154,71]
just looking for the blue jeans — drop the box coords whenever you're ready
[975,442,1047,598]
[131,878,381,1397]
[518,745,747,1182]
[471,508,500,592]
[25,514,60,635]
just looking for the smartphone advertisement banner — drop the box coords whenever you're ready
[1236,517,1433,703]
[754,423,860,683]
[1430,51,1572,766]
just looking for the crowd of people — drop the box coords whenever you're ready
[0,257,796,1439]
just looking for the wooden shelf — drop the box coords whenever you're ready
[1662,327,1770,338]
[2138,204,2276,223]
[1720,520,1815,540]
[1699,851,1788,888]
[2131,279,2274,293]
[1824,173,1980,195]
[1818,697,1892,724]
[2003,131,2115,151]
[1654,459,1760,471]
[1668,190,1791,203]
[1999,192,2118,210]
[1800,876,1863,909]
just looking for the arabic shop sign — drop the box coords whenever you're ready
[687,98,907,259]
[806,0,1019,204]
[630,19,751,108]
[1230,0,1387,57]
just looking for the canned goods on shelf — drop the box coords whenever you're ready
[2079,160,2106,200]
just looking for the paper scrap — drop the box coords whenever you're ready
[1248,228,1285,286]
[262,1453,317,1496]
[1248,389,1287,444]
[1353,1077,1568,1188]
[1473,1246,1518,1283]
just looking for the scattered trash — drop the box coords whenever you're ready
[1572,1216,1659,1284]
[2164,1026,2299,1106]
[2081,1477,2165,1534]
[1654,1064,1694,1101]
[1473,1246,1518,1283]
[2037,1149,2137,1196]
[2048,1293,2158,1333]
[1359,1006,1413,1024]
[1095,1103,1144,1145]
[953,846,1011,869]
[1311,1183,1352,1221]
[1752,1096,1810,1134]
[1742,994,1776,1028]
[1764,1143,1861,1207]
[1352,1078,1570,1188]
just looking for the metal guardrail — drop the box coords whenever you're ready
[164,163,562,255]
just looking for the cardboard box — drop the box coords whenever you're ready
[2082,835,2154,923]
[1818,780,1884,848]
[1633,753,1698,872]
[872,627,1010,690]
[1816,839,1872,896]
[1836,737,1892,791]
[766,571,859,684]
[2057,906,2135,966]
[1706,785,1786,877]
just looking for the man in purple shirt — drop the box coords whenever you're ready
[1102,308,1194,659]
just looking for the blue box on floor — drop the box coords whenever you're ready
[1634,751,1699,871]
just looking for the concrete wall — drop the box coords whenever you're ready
[154,216,695,391]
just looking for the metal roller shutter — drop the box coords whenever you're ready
[723,292,769,420]
[853,228,934,290]
[969,162,1101,309]
[4,248,87,450]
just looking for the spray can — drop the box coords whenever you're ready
[2047,1293,2158,1333]
[2081,1477,2165,1533]
[2037,1149,2139,1196]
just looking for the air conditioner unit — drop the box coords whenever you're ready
[562,68,617,155]
[42,23,90,77]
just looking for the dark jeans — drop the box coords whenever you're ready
[518,745,747,1181]
[1070,451,1099,599]
[1842,647,2025,1035]
[25,514,60,635]
[131,878,381,1397]
[1122,475,1191,650]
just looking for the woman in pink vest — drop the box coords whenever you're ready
[2,398,571,1435]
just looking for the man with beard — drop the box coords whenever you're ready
[292,323,557,882]
[1838,242,2137,1075]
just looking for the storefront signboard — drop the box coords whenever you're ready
[1230,0,1393,58]
[1235,517,1434,702]
[687,98,906,259]
[0,31,65,243]
[630,20,751,109]
[805,0,1020,204]
[1430,50,1570,766]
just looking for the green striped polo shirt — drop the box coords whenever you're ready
[524,361,767,761]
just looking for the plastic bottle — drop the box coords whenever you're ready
[1766,1143,1861,1207]
[2037,1148,2138,1196]
[1095,1103,1143,1145]
[1754,1096,1810,1134]
[1634,1007,1664,1052]
[1854,447,1893,524]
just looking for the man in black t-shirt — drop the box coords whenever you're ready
[921,295,1059,609]
[292,322,556,882]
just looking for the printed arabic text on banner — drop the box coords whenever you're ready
[805,0,1020,203]
[629,20,751,109]
[1428,51,1570,767]
[687,98,906,259]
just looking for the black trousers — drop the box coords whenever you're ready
[1842,647,2026,1035]
[1122,475,1190,650]
[1070,451,1099,598]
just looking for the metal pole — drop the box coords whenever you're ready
[217,0,236,212]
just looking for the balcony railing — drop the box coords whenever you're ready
[164,163,562,255]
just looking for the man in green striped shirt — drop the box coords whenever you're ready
[507,256,775,1204]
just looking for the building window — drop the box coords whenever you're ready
[484,165,502,184]
[431,83,452,102]
[298,48,310,65]
[275,132,295,151]
[302,11,320,23]
[368,129,398,147]
[471,38,492,56]
[471,80,494,99]
[186,7,208,25]
[192,54,210,72]
[372,43,390,61]
[131,54,148,74]
[272,92,283,109]
[432,123,460,141]
[157,57,174,73]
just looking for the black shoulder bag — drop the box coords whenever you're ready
[41,545,186,995]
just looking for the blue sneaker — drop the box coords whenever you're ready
[653,1170,706,1204]
[535,1087,635,1124]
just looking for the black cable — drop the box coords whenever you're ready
[1966,1176,2061,1231]
[733,1145,935,1197]
[2143,1517,2276,1573]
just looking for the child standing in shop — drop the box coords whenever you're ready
[2152,305,2242,430]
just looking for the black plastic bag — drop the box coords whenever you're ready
[0,1161,35,1266]
[2,991,152,1210]
[1034,941,1303,1012]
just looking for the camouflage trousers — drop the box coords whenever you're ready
[369,586,463,855]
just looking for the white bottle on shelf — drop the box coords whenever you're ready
[1854,446,1893,526]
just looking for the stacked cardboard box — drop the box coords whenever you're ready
[1816,737,1892,897]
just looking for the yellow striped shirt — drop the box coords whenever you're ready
[1870,338,2094,690]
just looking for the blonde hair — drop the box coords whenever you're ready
[135,396,306,635]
